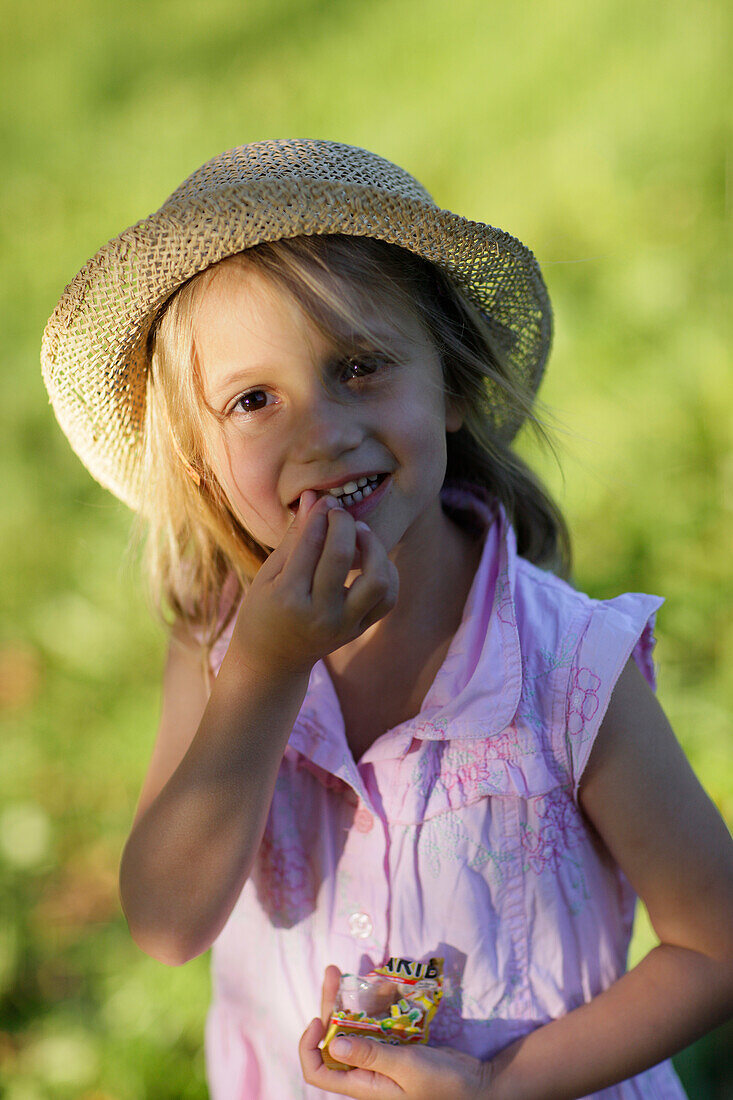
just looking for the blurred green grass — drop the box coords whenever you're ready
[1,0,731,1095]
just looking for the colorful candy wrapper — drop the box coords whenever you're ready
[321,957,443,1070]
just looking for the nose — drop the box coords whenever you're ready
[291,388,363,463]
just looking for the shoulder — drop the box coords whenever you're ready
[512,557,597,677]
[513,555,663,685]
[509,554,666,795]
[514,556,590,626]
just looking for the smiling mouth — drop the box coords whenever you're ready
[289,473,388,512]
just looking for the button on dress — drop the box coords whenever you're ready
[205,489,687,1099]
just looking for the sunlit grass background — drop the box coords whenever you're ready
[1,0,731,1095]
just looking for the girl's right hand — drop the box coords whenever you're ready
[231,490,399,678]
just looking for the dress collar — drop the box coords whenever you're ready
[289,488,523,778]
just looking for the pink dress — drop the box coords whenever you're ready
[205,489,686,1098]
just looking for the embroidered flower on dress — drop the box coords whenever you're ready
[440,744,488,798]
[567,666,601,737]
[486,724,521,761]
[255,827,315,927]
[252,783,321,927]
[438,737,517,803]
[520,788,585,875]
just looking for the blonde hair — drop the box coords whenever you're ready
[140,235,571,645]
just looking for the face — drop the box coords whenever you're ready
[194,259,462,560]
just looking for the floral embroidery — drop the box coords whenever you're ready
[520,787,585,876]
[518,789,590,912]
[252,775,320,927]
[438,741,513,804]
[409,740,437,795]
[516,620,582,744]
[567,665,601,738]
[254,823,316,928]
[417,813,506,882]
[485,724,521,761]
[412,715,451,740]
[334,867,378,950]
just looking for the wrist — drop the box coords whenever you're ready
[207,640,313,759]
[223,632,316,686]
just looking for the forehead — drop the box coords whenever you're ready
[193,264,322,395]
[195,251,431,356]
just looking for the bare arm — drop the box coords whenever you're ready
[119,632,310,965]
[119,495,397,966]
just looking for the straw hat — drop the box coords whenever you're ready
[41,139,552,509]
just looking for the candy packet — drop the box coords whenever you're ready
[321,957,443,1071]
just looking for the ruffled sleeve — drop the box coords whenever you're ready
[564,592,664,800]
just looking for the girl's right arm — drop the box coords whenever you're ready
[119,494,397,966]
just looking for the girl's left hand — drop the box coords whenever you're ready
[299,1016,493,1099]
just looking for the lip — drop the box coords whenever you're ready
[287,471,389,511]
[340,472,391,520]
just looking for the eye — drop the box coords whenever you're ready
[232,389,274,415]
[340,354,389,382]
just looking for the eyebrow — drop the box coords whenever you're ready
[207,367,267,401]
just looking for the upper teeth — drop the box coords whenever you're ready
[327,475,379,498]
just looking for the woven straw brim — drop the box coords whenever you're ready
[41,141,551,509]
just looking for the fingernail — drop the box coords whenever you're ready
[355,521,370,533]
[329,1037,352,1057]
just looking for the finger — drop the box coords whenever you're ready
[328,1035,391,1072]
[298,1019,356,1094]
[311,506,357,603]
[343,525,399,627]
[259,490,322,576]
[275,495,340,589]
[299,1019,404,1099]
[277,489,319,554]
[299,1018,332,1088]
[324,1035,413,1093]
[321,964,342,1027]
[356,589,399,634]
[283,491,336,543]
[292,488,318,523]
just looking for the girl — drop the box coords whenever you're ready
[42,141,732,1099]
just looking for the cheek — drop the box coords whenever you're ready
[212,429,270,490]
[209,437,246,500]
[390,412,449,497]
[209,436,280,526]
[403,397,451,457]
